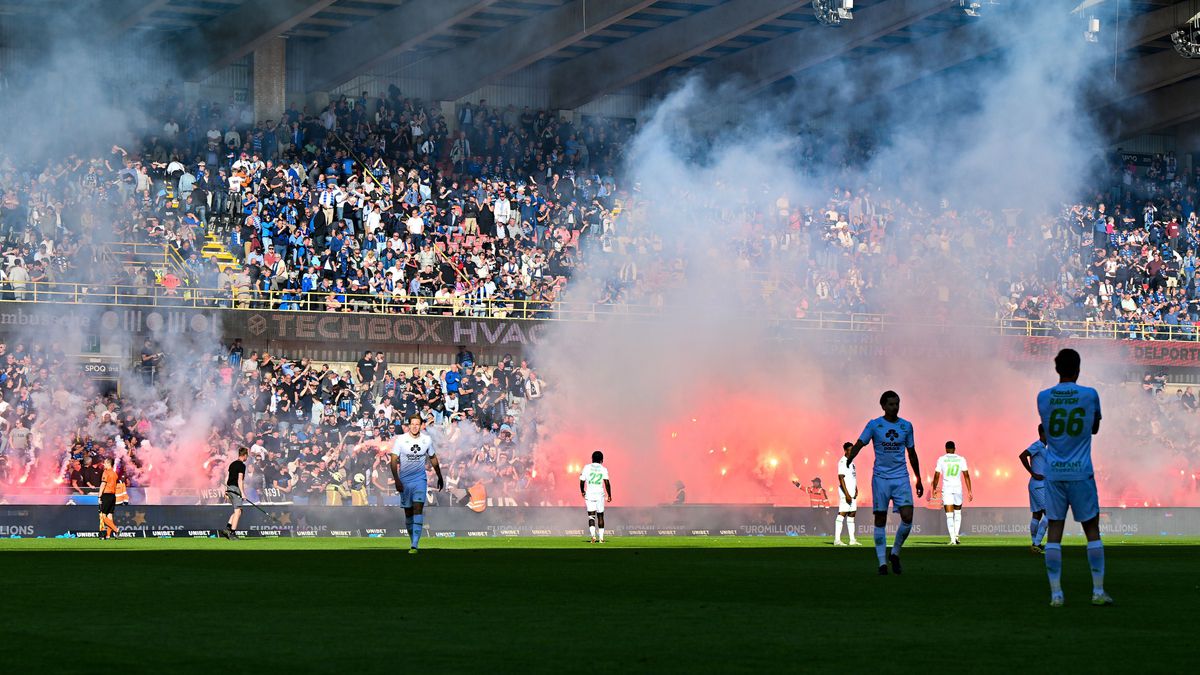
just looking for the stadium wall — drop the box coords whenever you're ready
[1,504,1193,539]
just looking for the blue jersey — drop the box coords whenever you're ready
[858,416,915,480]
[1036,382,1101,481]
[1025,439,1048,487]
[390,432,435,483]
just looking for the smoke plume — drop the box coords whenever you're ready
[530,3,1199,507]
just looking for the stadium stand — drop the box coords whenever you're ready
[0,334,549,505]
[3,90,1199,340]
[3,90,1200,502]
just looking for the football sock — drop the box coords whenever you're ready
[1029,517,1039,544]
[946,512,955,539]
[1035,516,1048,546]
[1086,540,1105,593]
[846,515,856,539]
[1045,543,1063,595]
[405,515,414,535]
[589,524,597,539]
[598,527,605,542]
[835,515,845,542]
[873,526,887,565]
[892,521,912,555]
[953,511,962,539]
[411,514,424,549]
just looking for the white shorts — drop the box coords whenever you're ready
[942,489,963,507]
[838,495,858,512]
[1028,483,1047,513]
[1046,477,1099,522]
[585,496,605,513]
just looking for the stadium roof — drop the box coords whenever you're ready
[0,0,1197,140]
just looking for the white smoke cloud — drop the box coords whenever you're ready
[528,5,1198,506]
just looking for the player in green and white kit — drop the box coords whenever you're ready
[579,450,612,543]
[931,441,972,545]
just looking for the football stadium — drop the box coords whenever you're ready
[1,0,1198,671]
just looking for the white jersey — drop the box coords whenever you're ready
[935,453,969,492]
[1025,440,1047,488]
[837,456,857,495]
[579,462,609,500]
[390,432,435,483]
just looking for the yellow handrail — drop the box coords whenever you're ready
[101,242,189,278]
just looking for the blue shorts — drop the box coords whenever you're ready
[872,475,913,513]
[1046,477,1099,523]
[399,480,427,509]
[1028,483,1047,513]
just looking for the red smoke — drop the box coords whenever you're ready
[537,383,1200,508]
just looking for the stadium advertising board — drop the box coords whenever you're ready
[234,311,547,347]
[2,505,1196,538]
[1119,151,1156,167]
[0,304,543,349]
[1006,336,1200,367]
[0,305,219,339]
[4,303,1200,365]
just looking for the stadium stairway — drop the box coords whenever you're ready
[101,242,187,281]
[200,234,240,272]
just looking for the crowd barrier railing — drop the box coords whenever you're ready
[0,281,665,320]
[997,318,1198,342]
[1,280,1196,340]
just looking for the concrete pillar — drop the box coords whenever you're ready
[307,91,331,113]
[253,36,287,123]
[182,81,200,107]
[1177,124,1200,156]
[441,101,459,133]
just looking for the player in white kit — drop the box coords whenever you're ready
[931,441,972,545]
[1018,424,1049,553]
[579,450,612,543]
[1036,349,1111,607]
[834,442,860,546]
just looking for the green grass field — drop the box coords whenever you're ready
[2,536,1195,673]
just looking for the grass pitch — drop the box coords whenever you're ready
[1,536,1194,673]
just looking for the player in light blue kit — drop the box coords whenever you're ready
[1018,424,1049,554]
[388,415,444,554]
[1036,349,1111,607]
[847,390,924,575]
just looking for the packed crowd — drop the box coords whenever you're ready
[1089,371,1200,502]
[4,80,1200,337]
[1015,154,1200,338]
[701,149,1200,340]
[0,337,557,505]
[208,342,553,506]
[0,86,633,318]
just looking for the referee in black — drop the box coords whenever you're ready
[222,447,249,539]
